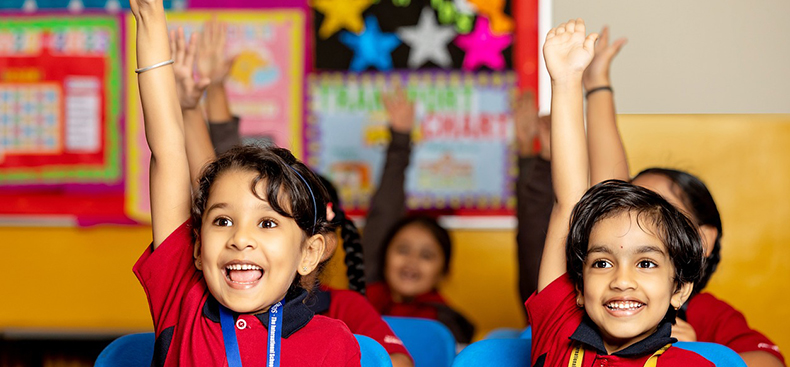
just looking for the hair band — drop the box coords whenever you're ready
[287,166,317,234]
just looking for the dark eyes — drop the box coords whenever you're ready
[637,260,658,269]
[591,260,612,269]
[211,217,277,229]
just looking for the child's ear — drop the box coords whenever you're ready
[699,225,718,258]
[193,240,203,270]
[671,281,694,309]
[575,284,584,307]
[298,234,326,276]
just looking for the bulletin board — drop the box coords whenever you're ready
[125,11,305,223]
[306,71,517,215]
[0,16,125,224]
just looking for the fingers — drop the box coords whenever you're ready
[565,19,576,34]
[583,33,599,54]
[599,26,609,47]
[610,38,628,56]
[169,29,176,60]
[184,33,199,70]
[175,27,186,66]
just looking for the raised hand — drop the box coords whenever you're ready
[381,86,415,134]
[543,19,598,83]
[583,26,627,90]
[170,28,210,110]
[197,18,235,86]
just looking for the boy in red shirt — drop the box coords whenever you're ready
[527,19,713,366]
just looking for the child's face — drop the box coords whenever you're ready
[580,211,690,353]
[196,169,314,314]
[384,224,446,300]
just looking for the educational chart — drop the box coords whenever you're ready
[307,72,517,215]
[0,16,121,185]
[126,11,305,222]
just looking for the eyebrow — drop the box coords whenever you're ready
[586,245,667,257]
[205,203,227,216]
[205,201,275,216]
[587,246,612,255]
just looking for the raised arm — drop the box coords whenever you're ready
[583,26,629,184]
[537,19,597,292]
[170,28,213,191]
[361,87,415,283]
[197,18,240,154]
[513,90,555,302]
[131,0,191,247]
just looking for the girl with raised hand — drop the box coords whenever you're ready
[362,87,475,344]
[129,2,360,365]
[179,18,414,367]
[581,25,785,367]
[527,19,713,366]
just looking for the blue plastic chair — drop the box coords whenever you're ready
[355,334,393,367]
[383,316,456,367]
[520,326,532,340]
[95,332,155,367]
[674,341,747,367]
[484,327,523,339]
[452,338,531,367]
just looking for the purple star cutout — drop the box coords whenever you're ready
[454,17,512,71]
[339,16,402,72]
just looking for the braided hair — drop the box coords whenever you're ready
[318,175,367,294]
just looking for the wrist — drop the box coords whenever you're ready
[583,75,611,90]
[551,76,584,89]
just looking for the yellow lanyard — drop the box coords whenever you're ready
[569,343,672,367]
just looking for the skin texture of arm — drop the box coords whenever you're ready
[131,0,192,248]
[537,19,598,292]
[584,26,629,184]
[198,19,235,123]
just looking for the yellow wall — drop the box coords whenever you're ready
[2,115,788,355]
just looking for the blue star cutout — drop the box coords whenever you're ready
[339,16,401,72]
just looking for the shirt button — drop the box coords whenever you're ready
[236,318,247,330]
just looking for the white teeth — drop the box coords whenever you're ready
[226,264,262,271]
[606,301,644,310]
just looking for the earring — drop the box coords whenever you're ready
[303,266,308,272]
[576,299,584,308]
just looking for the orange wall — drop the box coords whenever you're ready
[1,114,788,355]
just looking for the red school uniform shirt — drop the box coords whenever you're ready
[525,273,714,367]
[133,220,361,367]
[685,292,784,362]
[307,286,412,361]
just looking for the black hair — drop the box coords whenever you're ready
[566,180,706,296]
[379,216,453,282]
[633,168,722,293]
[191,145,332,291]
[318,175,367,294]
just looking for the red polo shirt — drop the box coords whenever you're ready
[686,292,784,362]
[309,286,412,361]
[525,274,714,367]
[133,220,361,367]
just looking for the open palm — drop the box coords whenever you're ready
[543,19,598,81]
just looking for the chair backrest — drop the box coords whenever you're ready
[382,316,456,367]
[674,341,747,367]
[95,332,155,367]
[452,338,531,367]
[355,334,394,367]
[484,327,523,339]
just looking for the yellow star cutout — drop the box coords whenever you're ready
[312,0,374,39]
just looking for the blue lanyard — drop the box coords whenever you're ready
[219,300,283,367]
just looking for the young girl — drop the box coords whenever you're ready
[581,25,785,367]
[361,88,475,344]
[178,19,414,367]
[129,2,360,365]
[527,19,713,366]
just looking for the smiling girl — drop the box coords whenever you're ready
[128,1,360,365]
[526,19,713,366]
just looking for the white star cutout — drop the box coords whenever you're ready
[397,7,456,69]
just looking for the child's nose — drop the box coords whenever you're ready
[229,225,258,250]
[610,267,637,291]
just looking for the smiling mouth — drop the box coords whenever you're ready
[225,263,264,285]
[605,301,645,311]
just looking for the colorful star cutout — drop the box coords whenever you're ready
[468,0,514,34]
[312,0,373,39]
[340,16,401,72]
[454,17,512,71]
[398,8,456,68]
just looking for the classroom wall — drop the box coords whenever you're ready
[553,0,790,114]
[2,114,789,355]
